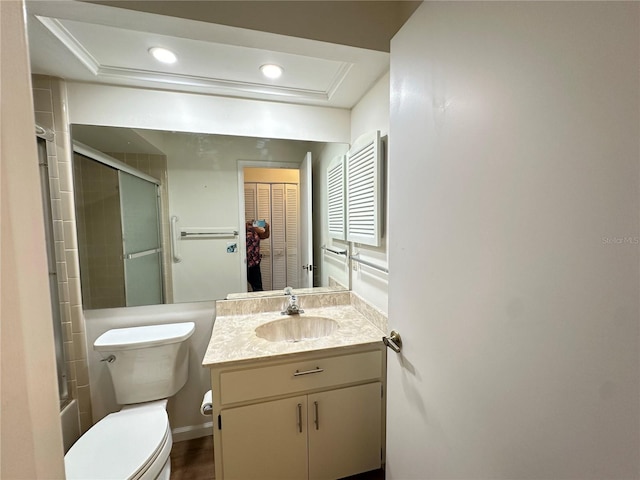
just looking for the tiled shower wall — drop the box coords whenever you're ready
[32,75,93,433]
[73,154,126,309]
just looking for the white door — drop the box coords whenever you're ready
[285,183,299,287]
[387,3,640,479]
[387,4,450,478]
[299,152,313,287]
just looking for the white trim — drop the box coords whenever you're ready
[171,422,214,443]
[326,63,353,100]
[237,160,302,293]
[36,15,355,103]
[97,66,334,101]
[36,16,100,75]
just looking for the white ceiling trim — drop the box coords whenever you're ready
[36,16,100,75]
[97,66,333,101]
[36,15,354,102]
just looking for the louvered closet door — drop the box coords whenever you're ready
[270,184,287,290]
[244,183,257,222]
[285,184,299,288]
[256,183,273,291]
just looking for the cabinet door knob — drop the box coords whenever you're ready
[297,403,302,433]
[314,401,319,430]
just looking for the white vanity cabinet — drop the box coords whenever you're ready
[210,346,385,480]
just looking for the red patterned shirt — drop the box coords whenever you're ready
[247,229,261,267]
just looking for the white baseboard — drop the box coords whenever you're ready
[172,422,214,443]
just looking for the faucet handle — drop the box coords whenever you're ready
[284,286,293,295]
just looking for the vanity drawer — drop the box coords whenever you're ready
[220,350,382,405]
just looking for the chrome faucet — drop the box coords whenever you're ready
[282,288,304,315]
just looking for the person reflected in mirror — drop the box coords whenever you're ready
[246,219,270,291]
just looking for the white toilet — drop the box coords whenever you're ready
[64,322,195,480]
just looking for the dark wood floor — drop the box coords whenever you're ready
[170,436,385,480]
[170,436,215,480]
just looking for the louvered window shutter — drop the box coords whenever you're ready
[346,131,383,246]
[327,155,346,240]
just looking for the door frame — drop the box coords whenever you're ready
[237,159,308,292]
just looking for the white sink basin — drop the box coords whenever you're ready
[255,316,339,342]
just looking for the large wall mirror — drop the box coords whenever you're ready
[71,124,350,309]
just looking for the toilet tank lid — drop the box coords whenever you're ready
[94,322,195,351]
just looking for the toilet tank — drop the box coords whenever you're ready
[94,322,195,405]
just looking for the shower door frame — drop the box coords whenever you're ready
[72,141,164,307]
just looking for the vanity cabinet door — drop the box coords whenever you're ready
[220,395,308,480]
[308,382,383,480]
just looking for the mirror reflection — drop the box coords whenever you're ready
[71,125,349,309]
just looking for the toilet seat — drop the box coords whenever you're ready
[65,404,171,480]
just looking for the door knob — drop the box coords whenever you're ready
[383,330,402,353]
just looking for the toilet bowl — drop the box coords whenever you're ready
[65,322,195,480]
[65,401,172,480]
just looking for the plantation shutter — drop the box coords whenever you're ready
[327,155,346,240]
[346,131,383,246]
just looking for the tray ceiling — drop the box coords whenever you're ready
[27,1,391,108]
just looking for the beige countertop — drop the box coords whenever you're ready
[203,300,386,368]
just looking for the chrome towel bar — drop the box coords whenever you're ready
[180,231,238,237]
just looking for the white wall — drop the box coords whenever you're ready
[349,72,391,313]
[387,2,640,478]
[351,71,390,142]
[311,142,350,288]
[0,1,65,477]
[66,82,351,143]
[310,73,390,300]
[84,302,216,441]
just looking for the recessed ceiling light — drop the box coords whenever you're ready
[149,47,177,64]
[260,64,283,79]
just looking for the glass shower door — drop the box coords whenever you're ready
[119,171,164,306]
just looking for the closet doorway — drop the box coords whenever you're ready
[239,154,313,292]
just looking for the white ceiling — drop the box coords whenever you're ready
[26,1,391,108]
